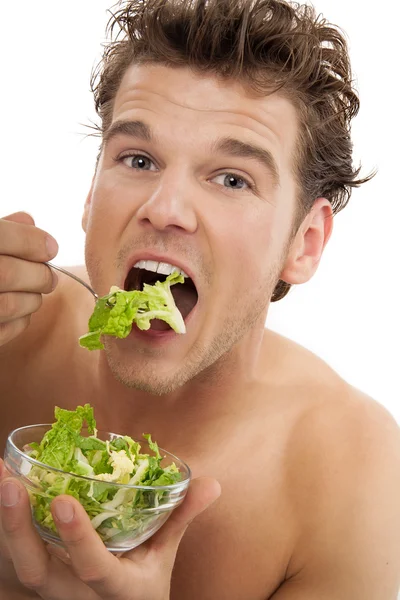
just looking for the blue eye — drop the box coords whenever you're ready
[225,175,246,189]
[212,173,251,190]
[121,154,156,171]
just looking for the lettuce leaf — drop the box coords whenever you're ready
[79,272,186,351]
[35,404,95,470]
[26,404,183,544]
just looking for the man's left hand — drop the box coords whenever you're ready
[0,458,221,599]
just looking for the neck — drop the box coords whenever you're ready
[91,314,269,452]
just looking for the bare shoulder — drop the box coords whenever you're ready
[274,333,400,592]
[264,329,399,435]
[286,376,400,508]
[272,329,400,498]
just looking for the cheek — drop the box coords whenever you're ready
[86,174,133,247]
[84,180,126,284]
[217,208,279,281]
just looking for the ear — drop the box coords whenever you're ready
[279,198,333,285]
[82,176,95,233]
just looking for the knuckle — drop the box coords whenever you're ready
[0,322,12,345]
[0,293,16,318]
[18,567,47,591]
[43,265,54,292]
[0,256,11,289]
[79,568,109,586]
[1,514,21,537]
[75,562,112,586]
[62,533,85,551]
[0,317,30,347]
[32,293,43,314]
[20,228,45,260]
[0,538,12,561]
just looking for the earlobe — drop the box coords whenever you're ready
[279,198,333,286]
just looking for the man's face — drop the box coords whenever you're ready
[83,64,299,394]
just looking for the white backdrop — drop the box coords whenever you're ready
[1,1,399,420]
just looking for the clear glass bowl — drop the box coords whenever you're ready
[4,424,191,553]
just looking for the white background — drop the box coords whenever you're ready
[1,1,399,420]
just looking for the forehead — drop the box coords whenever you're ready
[111,63,299,170]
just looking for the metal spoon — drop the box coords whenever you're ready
[45,262,100,301]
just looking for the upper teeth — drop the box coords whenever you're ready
[134,260,188,278]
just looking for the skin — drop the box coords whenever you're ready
[0,65,400,600]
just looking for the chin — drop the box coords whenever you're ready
[113,370,185,396]
[103,343,191,396]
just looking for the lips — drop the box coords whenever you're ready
[123,254,199,323]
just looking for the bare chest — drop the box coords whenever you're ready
[1,359,297,599]
[168,438,294,600]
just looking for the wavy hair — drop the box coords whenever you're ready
[91,0,374,301]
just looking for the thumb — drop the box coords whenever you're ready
[138,477,221,567]
[2,211,35,226]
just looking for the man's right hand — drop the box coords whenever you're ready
[0,212,59,348]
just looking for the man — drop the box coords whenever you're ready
[1,0,399,598]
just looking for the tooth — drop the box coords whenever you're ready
[134,260,146,269]
[133,259,189,278]
[143,260,159,273]
[157,262,174,275]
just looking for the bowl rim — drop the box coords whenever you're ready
[6,423,192,491]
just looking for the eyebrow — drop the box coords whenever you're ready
[103,119,280,186]
[103,120,153,145]
[212,137,280,187]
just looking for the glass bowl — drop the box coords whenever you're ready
[4,424,191,553]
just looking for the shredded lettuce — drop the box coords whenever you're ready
[26,404,182,544]
[79,272,186,351]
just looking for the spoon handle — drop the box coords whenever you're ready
[45,262,98,300]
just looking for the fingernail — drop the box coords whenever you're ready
[54,501,74,524]
[1,481,20,507]
[46,235,59,258]
[51,270,58,291]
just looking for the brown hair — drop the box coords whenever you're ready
[91,0,374,301]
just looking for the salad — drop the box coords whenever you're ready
[79,272,186,350]
[24,404,182,543]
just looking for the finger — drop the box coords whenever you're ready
[0,316,31,347]
[0,459,12,482]
[46,542,72,565]
[0,477,51,593]
[0,461,12,560]
[0,256,56,294]
[2,212,35,226]
[0,292,42,323]
[51,496,126,597]
[130,477,221,569]
[0,216,58,261]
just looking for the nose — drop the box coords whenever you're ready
[136,172,198,233]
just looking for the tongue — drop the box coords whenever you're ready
[148,285,197,331]
[150,319,171,331]
[147,285,197,331]
[171,284,198,319]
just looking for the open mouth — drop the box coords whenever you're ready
[124,261,199,331]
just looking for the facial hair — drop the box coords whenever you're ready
[85,226,290,396]
[103,257,283,395]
